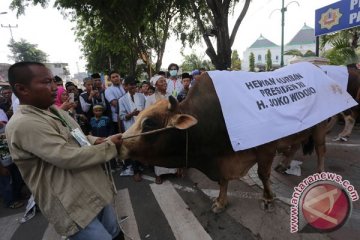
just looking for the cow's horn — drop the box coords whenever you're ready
[168,95,178,112]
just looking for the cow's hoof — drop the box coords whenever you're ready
[211,201,226,213]
[274,164,288,174]
[260,200,275,212]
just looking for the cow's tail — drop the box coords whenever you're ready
[302,136,314,155]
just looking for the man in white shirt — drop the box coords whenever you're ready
[166,63,183,97]
[119,76,145,182]
[105,71,126,133]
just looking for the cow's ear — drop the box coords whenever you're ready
[168,95,178,112]
[171,114,198,130]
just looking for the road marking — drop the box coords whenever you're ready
[0,213,22,240]
[150,181,212,240]
[115,189,141,240]
[326,142,360,147]
[142,174,196,193]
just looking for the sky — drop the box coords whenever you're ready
[0,0,338,76]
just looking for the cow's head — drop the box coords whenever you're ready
[120,96,198,167]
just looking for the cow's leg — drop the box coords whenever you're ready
[313,121,327,173]
[257,149,276,211]
[338,114,355,138]
[275,143,301,174]
[212,179,228,213]
[326,115,338,133]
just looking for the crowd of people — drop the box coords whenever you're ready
[0,61,205,239]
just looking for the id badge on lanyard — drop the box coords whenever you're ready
[71,128,91,147]
[172,80,178,97]
[51,107,91,147]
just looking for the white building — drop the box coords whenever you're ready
[242,24,316,71]
[0,63,11,82]
[45,63,71,82]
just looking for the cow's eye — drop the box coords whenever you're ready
[141,118,158,132]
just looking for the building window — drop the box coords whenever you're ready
[275,56,279,62]
[258,55,262,61]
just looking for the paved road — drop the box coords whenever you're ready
[0,171,255,240]
[1,123,359,240]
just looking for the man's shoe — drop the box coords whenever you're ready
[120,167,134,176]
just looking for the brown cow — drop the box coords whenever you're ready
[275,65,360,173]
[120,73,327,213]
[327,65,360,141]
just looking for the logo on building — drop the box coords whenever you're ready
[319,8,342,30]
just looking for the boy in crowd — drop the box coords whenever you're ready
[90,105,113,138]
[177,73,191,102]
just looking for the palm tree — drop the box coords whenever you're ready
[284,49,316,57]
[320,27,360,65]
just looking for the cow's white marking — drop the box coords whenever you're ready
[150,181,212,240]
[115,189,141,240]
[0,213,22,240]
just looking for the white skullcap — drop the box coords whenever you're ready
[150,75,164,86]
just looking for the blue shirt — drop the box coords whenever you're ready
[89,116,113,137]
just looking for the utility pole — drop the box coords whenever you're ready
[1,24,18,42]
[281,0,285,67]
[76,61,80,74]
[271,1,299,67]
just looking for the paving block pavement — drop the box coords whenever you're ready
[187,123,360,240]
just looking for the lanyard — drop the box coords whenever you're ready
[50,108,73,131]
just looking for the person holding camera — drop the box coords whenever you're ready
[79,77,111,134]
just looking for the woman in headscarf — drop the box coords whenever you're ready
[55,86,75,111]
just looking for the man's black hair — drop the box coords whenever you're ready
[182,73,191,79]
[109,70,120,77]
[158,71,166,76]
[124,76,138,85]
[65,81,76,89]
[91,73,101,79]
[0,85,12,92]
[167,63,179,71]
[54,75,63,83]
[8,62,45,96]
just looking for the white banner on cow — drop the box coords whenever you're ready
[208,62,358,151]
[319,65,349,91]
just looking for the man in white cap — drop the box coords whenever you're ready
[146,75,178,184]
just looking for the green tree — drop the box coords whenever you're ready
[181,52,214,72]
[11,0,179,76]
[249,52,255,72]
[284,49,316,57]
[320,28,360,65]
[186,0,251,70]
[8,39,48,62]
[231,50,241,70]
[322,49,348,66]
[11,0,252,71]
[265,49,272,71]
